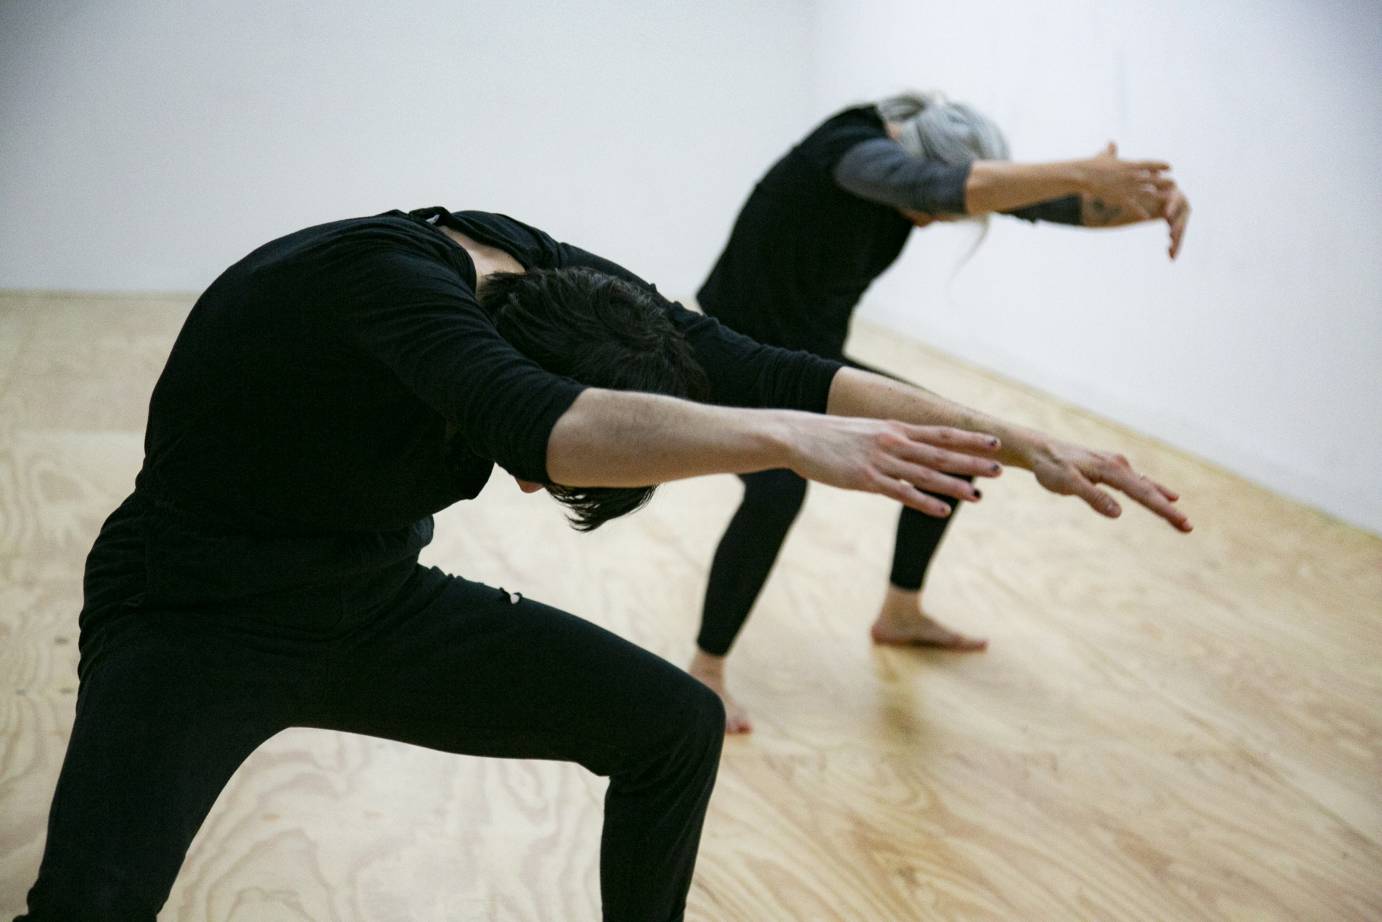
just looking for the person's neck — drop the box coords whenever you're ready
[438,225,525,291]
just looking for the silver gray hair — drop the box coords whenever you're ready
[875,90,1010,164]
[876,91,1009,261]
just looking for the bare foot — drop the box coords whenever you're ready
[687,650,753,734]
[870,586,988,651]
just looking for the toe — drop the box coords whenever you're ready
[726,713,753,734]
[939,632,988,651]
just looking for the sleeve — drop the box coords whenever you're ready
[832,137,972,215]
[553,243,843,412]
[333,245,586,482]
[1004,195,1083,225]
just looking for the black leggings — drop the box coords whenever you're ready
[19,511,723,921]
[696,357,964,657]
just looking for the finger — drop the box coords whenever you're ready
[897,441,1004,479]
[1151,479,1180,502]
[878,458,982,503]
[1095,464,1193,532]
[1135,190,1166,217]
[900,424,1001,456]
[1169,213,1188,259]
[871,471,954,517]
[1104,140,1118,157]
[1164,197,1188,225]
[1069,472,1123,519]
[1131,159,1171,172]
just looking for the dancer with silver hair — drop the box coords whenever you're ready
[689,91,1192,733]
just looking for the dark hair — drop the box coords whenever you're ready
[479,267,710,531]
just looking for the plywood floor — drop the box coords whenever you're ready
[1,291,1379,921]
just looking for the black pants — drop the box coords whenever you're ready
[696,357,964,657]
[19,504,724,922]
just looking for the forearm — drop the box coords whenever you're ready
[826,367,1051,470]
[965,160,1088,215]
[546,388,799,486]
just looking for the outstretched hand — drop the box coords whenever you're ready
[1079,141,1174,222]
[1080,142,1191,259]
[1029,440,1192,532]
[785,416,1004,517]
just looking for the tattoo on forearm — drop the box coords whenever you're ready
[1083,196,1124,227]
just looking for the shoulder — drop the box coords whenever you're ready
[271,212,461,270]
[794,105,890,168]
[449,210,563,269]
[282,215,478,315]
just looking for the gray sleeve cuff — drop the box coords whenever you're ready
[1004,195,1083,225]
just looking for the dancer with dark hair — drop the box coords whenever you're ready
[690,92,1193,732]
[17,205,1189,922]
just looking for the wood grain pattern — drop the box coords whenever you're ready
[1,291,1379,920]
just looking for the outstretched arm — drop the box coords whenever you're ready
[837,136,1171,220]
[969,142,1191,258]
[963,144,1173,221]
[547,367,1192,532]
[546,388,1002,518]
[837,138,1190,258]
[826,367,1192,532]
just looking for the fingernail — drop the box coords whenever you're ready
[988,437,1000,448]
[973,489,983,500]
[990,463,1001,474]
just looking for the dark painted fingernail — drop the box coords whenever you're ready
[974,489,983,499]
[990,463,1001,474]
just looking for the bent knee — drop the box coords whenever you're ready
[684,678,727,741]
[632,672,725,770]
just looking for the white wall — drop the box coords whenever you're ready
[0,0,813,296]
[810,0,1382,534]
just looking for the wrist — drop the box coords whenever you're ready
[996,427,1056,472]
[1063,158,1095,196]
[751,408,808,474]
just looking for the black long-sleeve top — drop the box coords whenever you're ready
[698,106,1080,357]
[120,208,840,606]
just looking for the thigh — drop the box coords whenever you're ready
[316,567,716,776]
